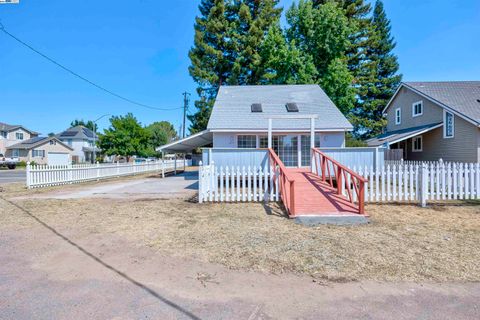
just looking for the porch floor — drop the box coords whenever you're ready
[287,168,364,217]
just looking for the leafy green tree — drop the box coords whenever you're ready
[356,0,401,137]
[259,24,317,84]
[188,0,282,133]
[98,113,150,160]
[286,1,355,113]
[146,121,178,150]
[70,119,97,132]
[231,0,282,84]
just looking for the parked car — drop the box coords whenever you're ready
[0,154,19,169]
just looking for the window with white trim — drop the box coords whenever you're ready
[395,108,401,125]
[32,149,45,157]
[412,101,423,117]
[0,131,7,139]
[12,149,19,157]
[237,135,257,148]
[16,132,24,140]
[412,136,422,152]
[444,111,454,138]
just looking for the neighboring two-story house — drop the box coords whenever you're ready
[57,125,99,163]
[1,122,73,165]
[0,122,39,155]
[367,81,480,162]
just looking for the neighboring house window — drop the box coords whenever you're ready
[0,131,6,138]
[412,101,423,117]
[12,149,19,157]
[49,140,57,145]
[32,149,45,157]
[67,139,72,146]
[395,108,401,125]
[444,111,455,138]
[16,132,24,140]
[412,136,423,152]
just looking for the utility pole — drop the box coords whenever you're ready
[182,92,190,138]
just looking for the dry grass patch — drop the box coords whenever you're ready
[2,195,479,282]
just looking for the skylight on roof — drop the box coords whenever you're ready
[286,102,299,112]
[251,103,262,112]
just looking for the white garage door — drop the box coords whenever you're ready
[48,152,70,165]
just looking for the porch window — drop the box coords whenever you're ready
[395,108,401,125]
[32,149,45,157]
[444,111,454,138]
[12,149,19,157]
[412,136,423,152]
[16,132,24,140]
[412,101,423,117]
[237,135,256,148]
[301,135,321,166]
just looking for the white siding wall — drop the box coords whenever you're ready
[212,131,345,148]
[213,133,237,148]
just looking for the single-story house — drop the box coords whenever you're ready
[6,136,73,165]
[367,81,480,162]
[0,122,39,155]
[57,125,100,163]
[158,84,352,167]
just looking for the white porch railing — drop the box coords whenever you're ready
[198,161,279,203]
[26,159,191,188]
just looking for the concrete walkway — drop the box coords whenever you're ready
[24,170,198,200]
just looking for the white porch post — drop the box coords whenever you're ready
[310,117,315,173]
[268,118,272,149]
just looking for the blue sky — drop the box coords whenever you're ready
[1,0,479,135]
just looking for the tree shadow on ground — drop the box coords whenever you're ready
[2,197,202,320]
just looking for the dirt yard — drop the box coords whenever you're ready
[1,181,479,282]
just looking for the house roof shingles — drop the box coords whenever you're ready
[0,121,38,135]
[404,81,480,124]
[207,85,353,131]
[7,136,73,150]
[57,126,97,140]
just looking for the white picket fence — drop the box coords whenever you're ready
[356,161,480,204]
[26,159,191,188]
[198,162,279,203]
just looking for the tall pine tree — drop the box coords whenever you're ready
[286,1,355,114]
[351,0,401,138]
[188,0,282,133]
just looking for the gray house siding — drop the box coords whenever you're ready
[386,87,443,132]
[386,85,480,163]
[403,116,479,162]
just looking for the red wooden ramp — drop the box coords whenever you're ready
[288,168,360,216]
[268,148,368,220]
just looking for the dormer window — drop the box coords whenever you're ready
[286,103,299,112]
[16,132,24,140]
[251,103,262,113]
[412,101,423,117]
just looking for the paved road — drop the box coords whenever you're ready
[0,169,25,184]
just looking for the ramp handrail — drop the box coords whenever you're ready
[312,148,368,215]
[268,148,297,217]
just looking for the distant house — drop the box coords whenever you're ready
[0,122,39,155]
[367,81,480,162]
[158,84,352,167]
[57,126,99,163]
[6,136,73,165]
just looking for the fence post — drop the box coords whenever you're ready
[419,164,428,207]
[174,154,177,175]
[198,161,203,203]
[26,162,31,189]
[161,160,165,178]
[96,161,100,181]
[116,161,120,177]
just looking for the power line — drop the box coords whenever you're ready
[0,21,184,111]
